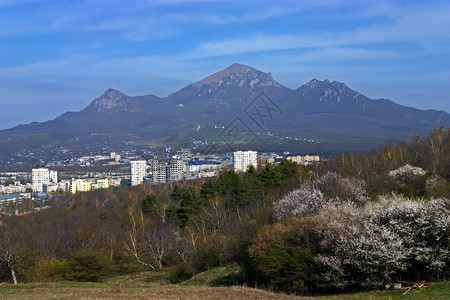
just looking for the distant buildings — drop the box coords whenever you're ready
[110,152,121,162]
[186,160,222,173]
[130,160,147,186]
[49,170,58,183]
[32,168,57,192]
[147,159,186,184]
[168,159,185,182]
[150,160,167,184]
[32,168,49,192]
[92,178,109,190]
[70,179,92,194]
[24,148,320,196]
[69,178,109,194]
[285,154,320,165]
[233,150,257,173]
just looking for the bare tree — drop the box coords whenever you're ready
[0,228,30,284]
[123,207,175,269]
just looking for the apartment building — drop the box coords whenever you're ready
[131,160,147,186]
[233,150,257,173]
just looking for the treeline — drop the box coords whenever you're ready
[0,127,449,295]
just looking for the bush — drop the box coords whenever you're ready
[388,164,428,197]
[314,196,450,288]
[249,218,331,295]
[47,250,118,282]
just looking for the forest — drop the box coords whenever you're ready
[0,127,449,295]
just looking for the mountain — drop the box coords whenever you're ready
[275,79,449,143]
[167,63,291,123]
[169,63,289,104]
[0,63,449,161]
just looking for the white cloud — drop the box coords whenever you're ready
[186,3,450,59]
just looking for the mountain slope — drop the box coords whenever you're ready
[167,63,291,121]
[275,79,450,141]
[0,63,449,159]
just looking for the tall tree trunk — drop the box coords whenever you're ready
[6,261,18,285]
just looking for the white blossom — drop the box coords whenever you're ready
[388,164,427,179]
[313,195,449,288]
[273,188,332,221]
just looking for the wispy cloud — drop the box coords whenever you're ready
[0,0,380,39]
[1,0,449,129]
[187,3,450,58]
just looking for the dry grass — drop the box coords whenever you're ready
[0,271,448,300]
[0,282,310,300]
[0,271,309,299]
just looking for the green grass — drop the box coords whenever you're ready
[181,265,246,287]
[318,281,450,299]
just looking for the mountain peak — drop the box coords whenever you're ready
[89,88,131,113]
[98,88,129,101]
[194,63,264,87]
[225,62,254,72]
[304,78,350,90]
[296,78,365,105]
[305,78,321,88]
[169,63,286,101]
[305,78,335,88]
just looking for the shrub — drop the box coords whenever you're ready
[388,165,428,197]
[46,250,118,282]
[249,218,330,295]
[314,196,450,288]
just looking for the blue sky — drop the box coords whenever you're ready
[1,0,449,129]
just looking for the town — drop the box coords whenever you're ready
[0,147,320,216]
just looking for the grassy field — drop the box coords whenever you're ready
[318,281,450,300]
[0,270,448,300]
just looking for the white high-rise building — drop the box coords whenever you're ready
[233,150,257,173]
[131,160,147,186]
[168,160,185,182]
[151,160,167,184]
[49,170,58,183]
[32,168,50,192]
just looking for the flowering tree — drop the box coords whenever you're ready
[388,164,427,179]
[313,172,367,204]
[274,172,367,222]
[388,165,428,197]
[314,195,450,288]
[376,195,450,278]
[273,188,329,221]
[314,203,408,288]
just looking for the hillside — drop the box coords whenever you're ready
[0,128,449,296]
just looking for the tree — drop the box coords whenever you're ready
[169,186,204,227]
[313,203,408,289]
[123,208,175,270]
[312,172,366,204]
[313,195,450,288]
[259,164,283,186]
[388,164,428,197]
[273,188,329,221]
[142,194,156,214]
[0,227,36,284]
